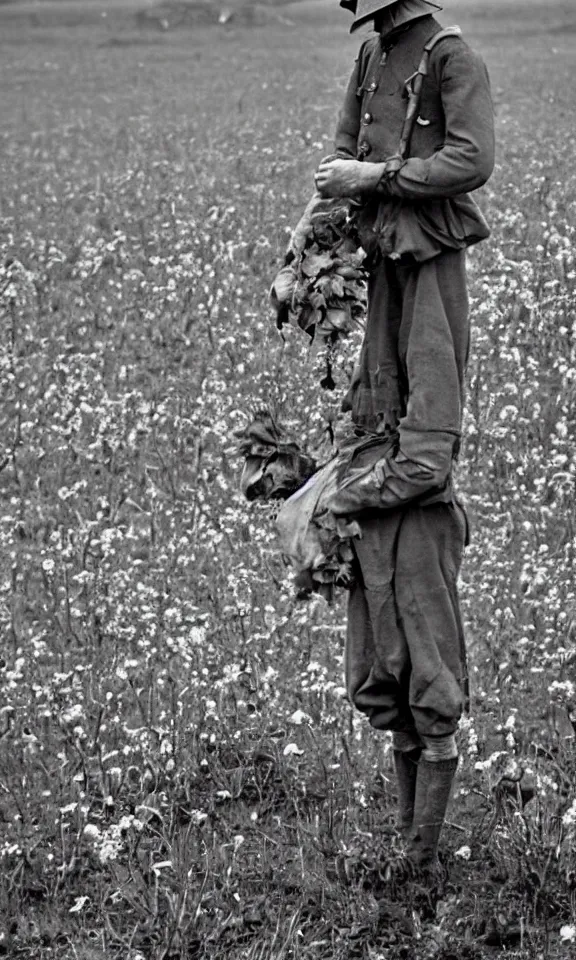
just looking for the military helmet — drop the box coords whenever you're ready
[340,0,440,33]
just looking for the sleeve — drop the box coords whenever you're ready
[377,431,456,508]
[333,44,369,159]
[326,430,458,516]
[382,41,495,200]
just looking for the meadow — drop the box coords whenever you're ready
[0,0,576,956]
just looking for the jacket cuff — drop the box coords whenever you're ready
[375,175,392,197]
[374,154,405,196]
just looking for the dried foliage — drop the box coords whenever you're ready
[235,411,317,501]
[271,193,368,349]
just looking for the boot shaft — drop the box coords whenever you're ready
[408,756,458,866]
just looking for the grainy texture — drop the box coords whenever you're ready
[0,1,576,957]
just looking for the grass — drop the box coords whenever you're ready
[0,0,576,957]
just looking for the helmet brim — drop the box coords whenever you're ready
[343,0,442,33]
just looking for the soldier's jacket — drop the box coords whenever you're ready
[335,15,496,260]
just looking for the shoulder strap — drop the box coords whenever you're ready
[396,25,462,160]
[359,24,461,95]
[423,25,462,56]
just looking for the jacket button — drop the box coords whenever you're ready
[363,112,373,124]
[368,81,378,92]
[358,141,371,157]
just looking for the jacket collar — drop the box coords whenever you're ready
[380,0,440,34]
[380,13,441,51]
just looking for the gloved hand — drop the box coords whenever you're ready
[315,158,386,198]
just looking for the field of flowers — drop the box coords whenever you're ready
[0,0,576,957]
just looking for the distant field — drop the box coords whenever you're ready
[1,2,576,958]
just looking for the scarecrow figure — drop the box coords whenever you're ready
[308,0,495,875]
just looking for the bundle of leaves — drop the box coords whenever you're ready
[291,509,361,603]
[271,194,368,349]
[235,411,317,502]
[236,412,362,600]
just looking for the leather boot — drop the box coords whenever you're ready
[407,756,458,868]
[393,748,421,839]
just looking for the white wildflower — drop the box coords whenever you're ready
[190,626,206,645]
[189,809,208,825]
[562,799,576,827]
[69,896,89,913]
[60,704,84,727]
[474,751,506,772]
[289,709,311,725]
[549,680,575,702]
[454,845,472,861]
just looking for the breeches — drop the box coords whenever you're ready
[345,502,468,739]
[347,248,469,438]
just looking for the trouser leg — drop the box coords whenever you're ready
[396,503,469,739]
[398,249,469,444]
[342,257,405,434]
[345,510,412,731]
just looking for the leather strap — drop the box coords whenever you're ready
[398,25,462,160]
[358,25,462,163]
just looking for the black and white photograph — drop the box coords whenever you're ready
[0,0,575,956]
